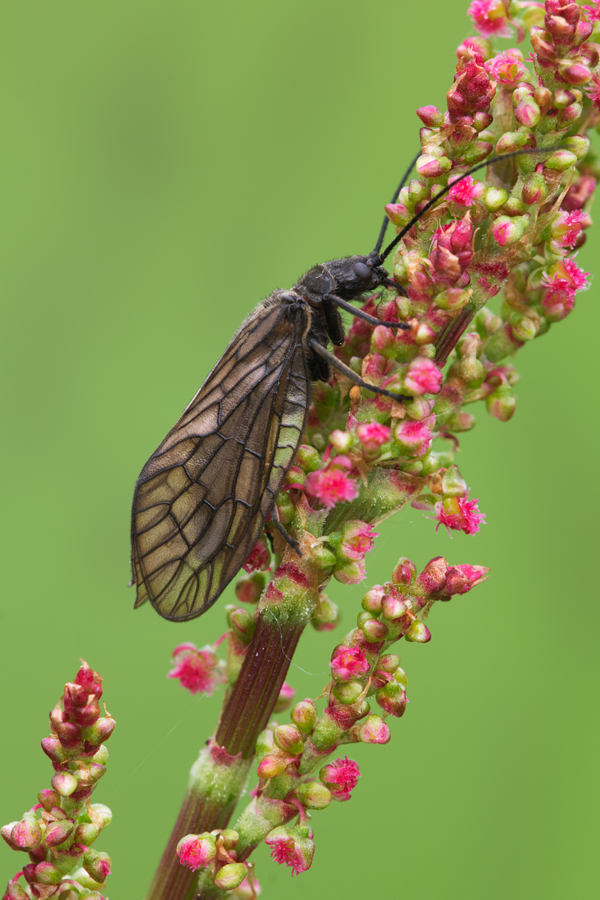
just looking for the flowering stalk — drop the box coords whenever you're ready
[150,1,600,896]
[1,662,114,900]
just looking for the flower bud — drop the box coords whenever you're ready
[405,621,432,643]
[11,813,42,850]
[378,653,402,673]
[45,817,75,847]
[416,153,452,179]
[361,585,385,614]
[311,593,339,630]
[33,862,62,885]
[38,789,61,812]
[441,466,467,497]
[416,105,444,127]
[514,97,540,127]
[274,725,304,756]
[495,131,530,155]
[257,753,289,779]
[486,383,517,421]
[83,850,112,884]
[296,782,332,810]
[435,287,472,310]
[483,186,508,211]
[521,172,548,205]
[376,682,408,717]
[41,736,67,763]
[85,715,116,745]
[558,63,591,86]
[3,884,29,900]
[215,863,248,891]
[358,715,391,744]
[291,698,317,733]
[381,593,410,620]
[490,214,529,246]
[331,681,364,704]
[510,312,537,342]
[361,618,389,643]
[561,135,590,161]
[461,141,493,165]
[51,772,79,797]
[227,606,256,644]
[544,150,577,172]
[392,557,416,585]
[235,571,266,605]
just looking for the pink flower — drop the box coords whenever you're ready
[560,257,590,291]
[330,644,370,681]
[168,643,225,695]
[395,419,434,457]
[404,357,443,396]
[586,71,600,110]
[551,210,586,248]
[356,421,391,446]
[485,49,529,87]
[242,537,271,573]
[305,461,359,509]
[176,833,217,872]
[340,521,378,560]
[320,756,361,801]
[265,825,315,876]
[468,0,512,38]
[435,493,486,535]
[541,257,589,320]
[448,175,484,207]
[583,2,600,23]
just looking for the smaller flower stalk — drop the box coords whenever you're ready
[1,662,114,900]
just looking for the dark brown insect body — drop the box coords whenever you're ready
[131,252,405,622]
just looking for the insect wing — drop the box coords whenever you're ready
[131,298,310,621]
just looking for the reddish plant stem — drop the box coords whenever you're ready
[434,306,475,367]
[216,616,305,756]
[146,614,304,899]
[146,792,235,900]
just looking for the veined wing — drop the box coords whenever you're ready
[131,297,310,621]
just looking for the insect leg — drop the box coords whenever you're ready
[325,293,411,330]
[270,505,302,557]
[308,340,411,402]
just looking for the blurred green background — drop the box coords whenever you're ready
[1,1,598,898]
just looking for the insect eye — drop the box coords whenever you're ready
[353,262,372,281]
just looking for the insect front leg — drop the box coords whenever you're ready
[308,339,411,403]
[324,293,411,330]
[269,504,302,557]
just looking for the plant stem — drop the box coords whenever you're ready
[146,614,305,899]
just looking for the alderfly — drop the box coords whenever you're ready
[131,148,557,621]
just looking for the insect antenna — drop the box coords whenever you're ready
[373,149,422,254]
[375,145,566,265]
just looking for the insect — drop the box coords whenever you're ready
[131,147,552,621]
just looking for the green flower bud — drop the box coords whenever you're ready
[544,150,577,171]
[296,782,332,810]
[510,312,537,342]
[483,186,508,212]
